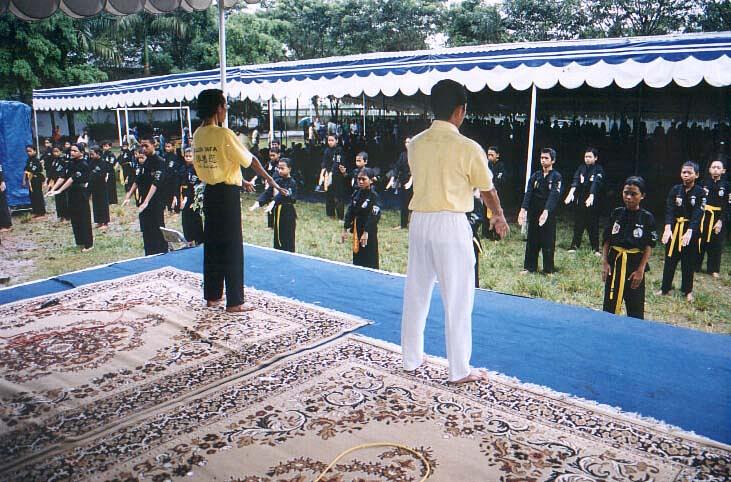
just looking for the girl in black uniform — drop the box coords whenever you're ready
[658,161,705,302]
[46,144,93,251]
[88,146,110,229]
[518,148,563,273]
[270,158,297,252]
[342,167,382,269]
[101,141,118,205]
[565,147,605,254]
[180,148,204,245]
[601,176,657,319]
[697,158,729,277]
[0,163,12,231]
[47,146,70,221]
[22,145,46,218]
[321,134,347,219]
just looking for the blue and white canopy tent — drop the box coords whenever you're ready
[31,31,731,188]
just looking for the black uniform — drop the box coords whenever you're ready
[393,151,412,229]
[569,163,605,251]
[698,177,730,274]
[48,154,70,220]
[66,157,93,249]
[0,163,12,229]
[344,187,382,269]
[482,158,505,239]
[101,150,118,205]
[41,147,54,180]
[603,207,658,319]
[521,169,562,273]
[660,183,705,294]
[119,148,137,195]
[163,151,184,212]
[135,154,169,255]
[89,156,110,225]
[468,196,486,287]
[270,176,298,252]
[322,145,346,219]
[180,163,203,245]
[24,155,46,215]
[257,159,280,228]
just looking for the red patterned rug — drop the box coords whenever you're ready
[4,334,729,481]
[0,267,370,473]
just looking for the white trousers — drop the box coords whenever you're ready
[401,211,476,381]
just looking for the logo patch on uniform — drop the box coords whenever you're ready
[612,222,621,234]
[373,206,380,214]
[675,196,683,206]
[633,227,643,238]
[362,199,370,208]
[589,175,594,182]
[719,189,725,197]
[580,174,585,184]
[690,196,696,206]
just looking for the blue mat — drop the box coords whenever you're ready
[1,245,729,444]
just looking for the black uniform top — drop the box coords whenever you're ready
[0,163,5,183]
[180,163,200,206]
[700,177,730,219]
[570,163,604,197]
[42,148,54,176]
[67,157,91,191]
[163,151,184,187]
[272,176,298,206]
[489,160,505,191]
[321,146,345,172]
[24,155,45,181]
[48,155,68,182]
[102,150,117,174]
[467,197,486,238]
[521,170,563,214]
[664,183,705,231]
[119,148,134,168]
[135,154,166,201]
[89,156,106,185]
[393,151,411,185]
[603,207,658,250]
[344,188,382,233]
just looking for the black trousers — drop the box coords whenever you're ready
[91,180,110,224]
[473,237,481,288]
[399,188,412,228]
[661,222,697,294]
[139,199,168,256]
[603,249,645,319]
[524,211,556,273]
[203,183,244,307]
[181,205,204,245]
[29,178,46,215]
[68,188,92,249]
[273,203,296,252]
[106,175,118,205]
[570,203,599,251]
[0,189,12,228]
[54,192,69,220]
[698,210,724,273]
[353,226,379,269]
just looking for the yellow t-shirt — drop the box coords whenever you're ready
[408,120,493,212]
[192,124,253,186]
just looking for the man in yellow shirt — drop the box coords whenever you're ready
[193,89,285,313]
[401,79,509,384]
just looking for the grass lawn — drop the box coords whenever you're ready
[3,188,731,334]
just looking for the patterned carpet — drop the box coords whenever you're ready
[0,268,370,476]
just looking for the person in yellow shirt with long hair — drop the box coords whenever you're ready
[193,89,285,313]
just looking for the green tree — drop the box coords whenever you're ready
[444,0,507,46]
[694,0,731,32]
[582,0,700,37]
[502,0,588,41]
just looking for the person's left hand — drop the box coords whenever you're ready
[0,181,5,192]
[340,230,349,243]
[274,184,288,196]
[681,228,693,247]
[585,194,594,207]
[628,268,644,289]
[538,210,549,226]
[360,231,369,247]
[490,214,510,239]
[601,259,611,282]
[242,179,255,192]
[138,201,148,213]
[714,220,723,234]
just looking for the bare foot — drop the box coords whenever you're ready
[654,290,668,296]
[519,269,529,275]
[226,302,256,313]
[686,292,694,303]
[206,299,223,308]
[0,227,11,233]
[711,272,720,279]
[449,370,488,385]
[81,246,94,253]
[392,225,403,230]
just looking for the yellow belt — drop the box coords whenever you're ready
[275,204,282,247]
[667,217,688,255]
[25,172,33,192]
[609,246,641,315]
[118,166,125,186]
[473,236,483,255]
[701,205,722,243]
[352,219,360,254]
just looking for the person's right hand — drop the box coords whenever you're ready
[564,192,574,204]
[0,181,6,192]
[490,214,510,239]
[661,227,672,245]
[242,179,255,192]
[601,259,611,282]
[517,209,527,227]
[248,201,260,211]
[122,198,130,207]
[340,231,349,243]
[538,210,548,226]
[46,190,55,197]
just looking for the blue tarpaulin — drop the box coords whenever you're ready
[0,101,32,208]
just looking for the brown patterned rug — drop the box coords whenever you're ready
[5,335,729,481]
[0,267,370,471]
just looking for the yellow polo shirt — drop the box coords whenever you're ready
[408,120,493,212]
[192,125,253,186]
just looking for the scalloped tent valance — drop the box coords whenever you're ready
[0,0,230,20]
[32,32,731,112]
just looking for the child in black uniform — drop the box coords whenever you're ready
[698,158,729,278]
[47,146,70,221]
[565,147,605,254]
[119,142,137,196]
[180,148,204,245]
[658,161,705,302]
[482,146,504,240]
[601,176,657,319]
[342,167,382,269]
[22,145,46,218]
[518,147,562,273]
[270,158,297,252]
[386,138,413,229]
[0,162,12,231]
[88,146,110,230]
[321,134,347,219]
[101,141,118,205]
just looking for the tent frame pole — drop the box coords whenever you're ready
[268,99,274,145]
[524,84,538,193]
[218,1,228,128]
[116,108,123,148]
[124,108,130,144]
[33,106,40,154]
[362,94,366,137]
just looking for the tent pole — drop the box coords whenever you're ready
[218,1,228,128]
[524,84,538,193]
[362,94,366,138]
[269,98,274,145]
[33,106,40,154]
[633,84,643,175]
[187,107,192,148]
[179,101,184,148]
[116,109,122,148]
